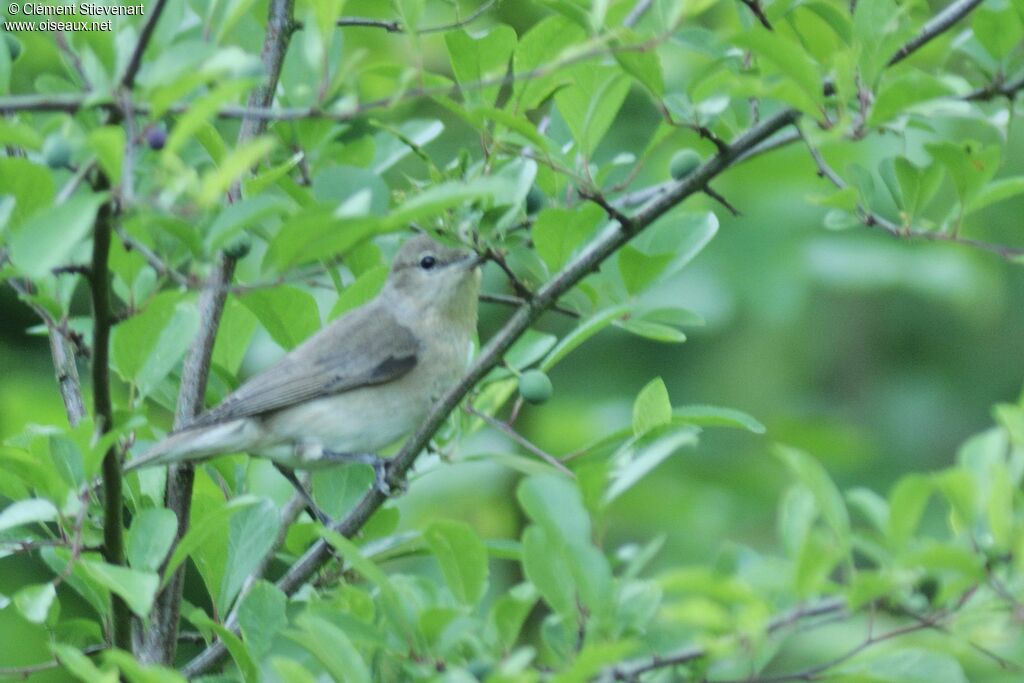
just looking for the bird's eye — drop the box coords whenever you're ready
[419,255,437,270]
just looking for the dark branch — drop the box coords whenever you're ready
[332,0,499,34]
[120,0,169,89]
[739,0,773,30]
[90,184,131,651]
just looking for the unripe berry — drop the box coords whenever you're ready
[669,149,702,180]
[518,369,553,405]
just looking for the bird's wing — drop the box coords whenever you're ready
[186,303,418,428]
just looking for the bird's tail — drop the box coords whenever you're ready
[125,419,258,471]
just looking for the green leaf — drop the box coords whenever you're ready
[445,26,517,107]
[926,141,1000,207]
[886,475,932,547]
[78,560,159,618]
[112,291,200,397]
[517,475,590,545]
[242,285,321,350]
[973,7,1024,59]
[14,582,56,624]
[521,524,577,624]
[869,71,952,126]
[288,614,371,683]
[0,119,43,150]
[837,648,968,683]
[199,136,276,205]
[615,31,664,96]
[328,265,388,319]
[616,318,687,343]
[237,580,288,660]
[966,176,1024,214]
[618,246,674,295]
[541,304,630,371]
[673,405,766,433]
[605,428,698,504]
[0,498,58,533]
[735,28,823,115]
[126,508,178,573]
[211,296,259,375]
[554,64,632,155]
[423,519,489,604]
[0,157,55,229]
[775,445,850,542]
[632,377,672,437]
[532,204,603,272]
[488,583,537,650]
[88,126,126,184]
[219,498,281,615]
[8,192,107,279]
[52,643,117,683]
[513,16,587,112]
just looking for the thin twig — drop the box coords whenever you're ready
[465,405,575,477]
[888,0,985,66]
[624,0,654,27]
[120,0,169,89]
[114,226,192,289]
[799,128,1024,261]
[703,184,742,216]
[601,597,847,681]
[480,292,580,318]
[54,31,92,91]
[0,645,105,678]
[333,0,499,34]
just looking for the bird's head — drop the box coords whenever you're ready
[384,234,482,324]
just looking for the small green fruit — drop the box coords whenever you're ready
[4,34,23,61]
[525,185,546,215]
[518,369,553,405]
[224,235,252,260]
[669,149,701,180]
[42,135,72,169]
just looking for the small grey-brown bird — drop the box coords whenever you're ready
[126,235,481,499]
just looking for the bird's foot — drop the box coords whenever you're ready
[320,451,396,497]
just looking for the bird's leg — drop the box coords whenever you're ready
[319,451,394,496]
[273,464,332,526]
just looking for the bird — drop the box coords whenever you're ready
[126,234,482,504]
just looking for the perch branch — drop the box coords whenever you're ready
[888,0,985,66]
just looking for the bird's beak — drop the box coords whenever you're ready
[458,252,486,270]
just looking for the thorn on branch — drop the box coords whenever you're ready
[738,0,773,30]
[579,188,635,230]
[703,185,742,216]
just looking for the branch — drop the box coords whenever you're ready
[137,0,296,666]
[600,597,846,681]
[964,73,1024,102]
[1,265,87,426]
[888,0,984,66]
[120,0,169,90]
[332,0,499,34]
[90,184,131,651]
[800,129,1024,261]
[465,405,575,476]
[738,0,773,30]
[181,105,803,678]
[623,0,654,27]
